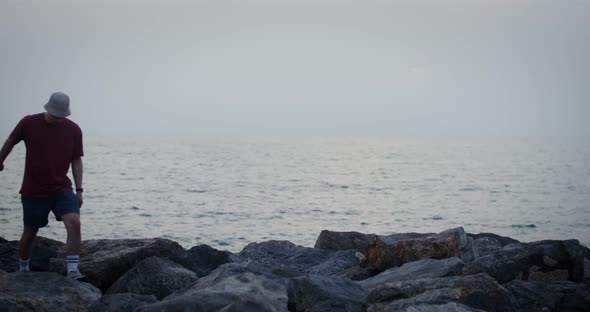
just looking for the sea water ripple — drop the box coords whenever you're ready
[0,135,588,252]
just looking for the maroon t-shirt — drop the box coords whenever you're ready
[9,113,84,197]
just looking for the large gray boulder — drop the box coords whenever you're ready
[463,239,585,284]
[376,302,486,312]
[230,240,361,277]
[170,244,233,277]
[466,232,520,247]
[138,259,287,311]
[532,239,585,282]
[359,257,464,293]
[366,228,469,272]
[504,280,590,312]
[465,236,503,260]
[0,236,65,272]
[287,274,367,312]
[137,272,289,312]
[0,239,19,273]
[585,258,590,282]
[462,243,531,284]
[87,293,158,312]
[314,230,377,253]
[367,273,519,312]
[106,256,198,299]
[0,271,101,312]
[192,262,283,290]
[79,238,186,293]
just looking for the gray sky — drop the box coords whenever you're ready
[1,0,588,137]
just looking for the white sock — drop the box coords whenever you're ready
[19,258,30,272]
[67,255,79,272]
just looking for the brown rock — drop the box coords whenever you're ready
[366,229,462,271]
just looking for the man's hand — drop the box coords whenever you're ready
[76,192,84,208]
[0,138,16,171]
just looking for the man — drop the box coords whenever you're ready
[0,92,85,279]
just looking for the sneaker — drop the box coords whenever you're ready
[67,271,86,280]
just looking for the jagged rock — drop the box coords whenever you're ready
[193,262,282,289]
[367,234,458,272]
[462,243,532,283]
[230,240,360,277]
[0,239,18,273]
[528,266,570,283]
[137,272,289,312]
[366,228,469,271]
[534,239,585,282]
[339,264,380,281]
[49,257,67,275]
[0,271,101,311]
[314,230,377,253]
[307,250,364,276]
[106,256,198,299]
[170,244,232,277]
[79,238,186,293]
[467,237,503,260]
[463,239,585,284]
[467,233,520,247]
[313,229,511,266]
[373,302,486,312]
[367,273,519,312]
[287,274,367,312]
[459,233,520,264]
[0,236,65,273]
[504,280,590,312]
[87,293,158,312]
[359,257,465,293]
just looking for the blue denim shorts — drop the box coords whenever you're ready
[21,192,80,229]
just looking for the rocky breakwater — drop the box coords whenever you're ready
[0,227,588,311]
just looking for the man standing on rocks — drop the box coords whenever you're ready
[0,92,85,279]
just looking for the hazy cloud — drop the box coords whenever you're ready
[1,0,588,137]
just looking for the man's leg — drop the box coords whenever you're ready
[18,227,38,271]
[61,212,82,273]
[54,192,83,276]
[20,196,50,272]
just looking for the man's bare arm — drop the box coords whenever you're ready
[0,137,16,171]
[71,157,84,207]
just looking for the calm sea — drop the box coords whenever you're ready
[1,135,589,252]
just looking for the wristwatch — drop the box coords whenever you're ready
[76,188,84,193]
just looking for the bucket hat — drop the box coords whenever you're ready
[44,92,71,118]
